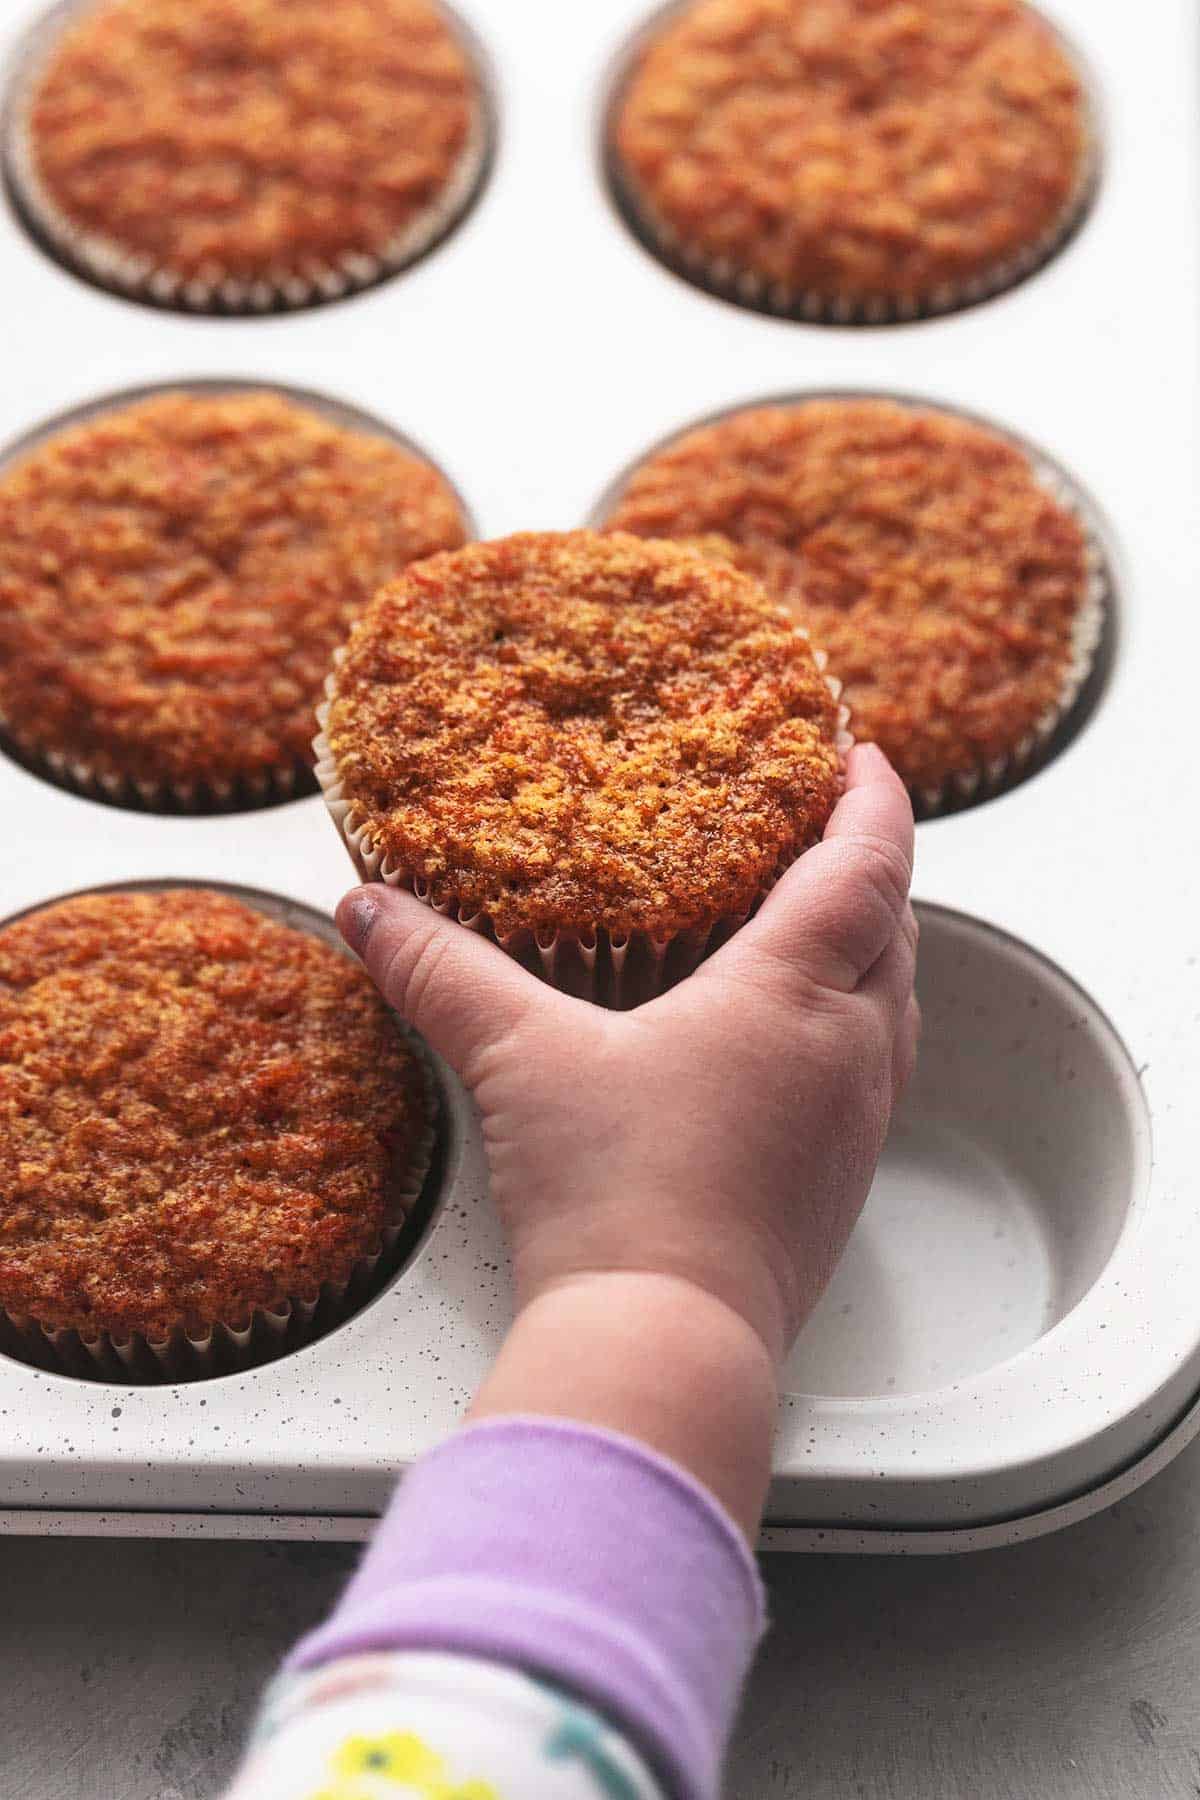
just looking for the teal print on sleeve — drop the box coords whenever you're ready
[543,1706,644,1800]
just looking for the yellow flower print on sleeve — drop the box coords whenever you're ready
[333,1734,444,1786]
[315,1731,501,1800]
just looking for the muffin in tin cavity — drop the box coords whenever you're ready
[3,0,494,314]
[598,395,1113,813]
[316,529,850,1007]
[0,382,471,813]
[0,882,444,1385]
[605,0,1098,325]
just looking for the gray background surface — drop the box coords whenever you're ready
[4,1441,1199,1800]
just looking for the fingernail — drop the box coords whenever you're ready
[337,889,381,957]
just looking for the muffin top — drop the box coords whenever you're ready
[0,888,430,1340]
[604,399,1090,793]
[23,0,481,292]
[323,531,842,940]
[0,389,467,795]
[612,0,1089,312]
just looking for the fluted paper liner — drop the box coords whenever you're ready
[0,718,312,815]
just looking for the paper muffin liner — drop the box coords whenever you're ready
[0,716,315,815]
[0,883,441,1385]
[1,1,493,315]
[604,6,1100,327]
[909,460,1111,819]
[313,653,853,1010]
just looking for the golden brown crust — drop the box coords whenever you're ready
[325,531,842,939]
[27,0,480,289]
[604,400,1089,791]
[0,390,467,793]
[612,0,1088,309]
[0,888,429,1340]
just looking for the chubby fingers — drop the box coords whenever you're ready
[857,898,919,1022]
[706,743,916,999]
[893,993,922,1104]
[337,885,565,1077]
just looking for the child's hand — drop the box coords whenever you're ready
[339,743,917,1531]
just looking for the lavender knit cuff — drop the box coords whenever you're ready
[287,1416,767,1800]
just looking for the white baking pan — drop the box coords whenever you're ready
[0,0,1196,1550]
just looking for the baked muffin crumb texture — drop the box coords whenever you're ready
[324,530,843,940]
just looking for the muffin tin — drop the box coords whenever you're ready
[0,0,1197,1549]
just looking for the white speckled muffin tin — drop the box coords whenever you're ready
[0,0,1196,1551]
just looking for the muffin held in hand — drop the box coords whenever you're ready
[603,399,1104,806]
[610,0,1093,321]
[316,530,848,1005]
[0,389,468,808]
[11,0,488,310]
[0,887,434,1378]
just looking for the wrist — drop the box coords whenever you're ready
[468,1269,780,1539]
[508,1207,797,1372]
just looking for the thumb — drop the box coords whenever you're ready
[337,885,564,1077]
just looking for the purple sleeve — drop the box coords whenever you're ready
[287,1415,767,1800]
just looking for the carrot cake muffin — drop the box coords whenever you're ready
[603,399,1099,798]
[0,887,432,1354]
[0,389,468,805]
[610,0,1092,320]
[317,530,844,976]
[10,0,487,309]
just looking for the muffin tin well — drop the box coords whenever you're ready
[1,0,498,315]
[0,0,1197,1549]
[0,379,474,815]
[600,0,1103,327]
[0,879,453,1385]
[788,906,1146,1401]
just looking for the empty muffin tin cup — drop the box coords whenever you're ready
[0,881,444,1385]
[785,903,1148,1402]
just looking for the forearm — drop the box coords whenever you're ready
[273,1396,767,1798]
[468,1270,780,1541]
